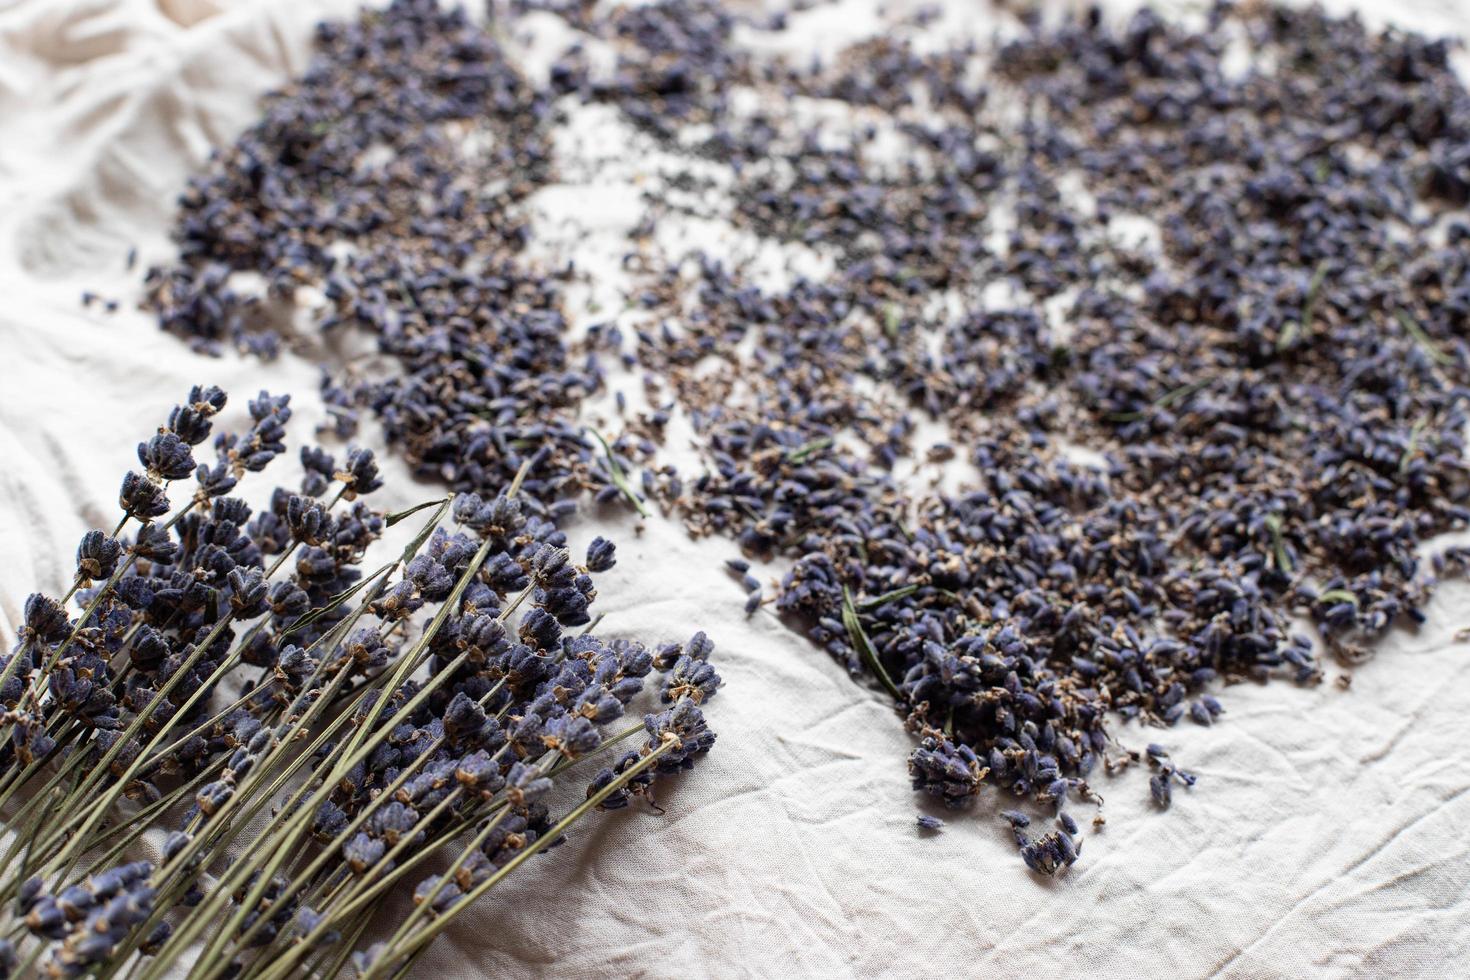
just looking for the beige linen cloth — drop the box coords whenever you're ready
[1,0,1468,977]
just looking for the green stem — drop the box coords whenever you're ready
[126,664,367,978]
[361,739,676,978]
[841,585,901,701]
[1395,308,1455,366]
[588,429,650,517]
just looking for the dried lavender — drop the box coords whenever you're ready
[140,0,1470,877]
[560,0,1470,869]
[143,0,621,524]
[0,388,718,976]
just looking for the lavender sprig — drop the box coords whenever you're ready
[1,387,718,978]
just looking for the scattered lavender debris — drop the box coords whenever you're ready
[144,0,1470,874]
[143,0,623,518]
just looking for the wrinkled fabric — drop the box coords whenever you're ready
[1,1,1468,977]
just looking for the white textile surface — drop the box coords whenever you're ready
[1,0,1469,977]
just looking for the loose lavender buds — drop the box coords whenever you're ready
[139,0,1470,878]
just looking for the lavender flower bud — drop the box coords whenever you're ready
[541,713,601,759]
[309,801,349,843]
[350,943,389,975]
[22,729,57,765]
[651,641,681,671]
[162,831,190,861]
[228,567,268,617]
[286,495,334,546]
[454,491,524,539]
[412,876,463,916]
[1150,771,1173,808]
[138,431,196,481]
[275,645,319,691]
[139,921,172,956]
[575,687,624,725]
[530,546,574,589]
[398,762,456,807]
[406,554,453,601]
[343,628,388,672]
[343,833,385,874]
[661,654,722,704]
[585,536,616,572]
[268,581,309,619]
[540,586,591,626]
[130,524,178,563]
[683,632,715,661]
[23,593,71,644]
[130,625,170,671]
[909,735,985,808]
[168,385,226,445]
[644,698,717,773]
[518,608,561,650]
[294,547,338,590]
[461,581,501,616]
[16,876,43,915]
[196,781,233,815]
[294,906,339,945]
[300,446,336,498]
[57,884,93,920]
[85,861,152,901]
[451,492,486,527]
[25,898,68,939]
[484,552,529,591]
[194,458,238,498]
[610,675,645,704]
[458,614,508,661]
[455,750,505,792]
[437,689,479,730]
[505,762,553,809]
[119,471,170,519]
[586,767,630,810]
[338,447,383,498]
[369,802,422,847]
[226,747,254,780]
[76,531,121,581]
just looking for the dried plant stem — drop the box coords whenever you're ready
[359,738,677,979]
[223,678,523,965]
[141,560,517,978]
[103,676,370,980]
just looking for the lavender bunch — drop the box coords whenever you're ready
[0,388,718,978]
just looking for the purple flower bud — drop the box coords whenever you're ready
[505,762,553,809]
[228,567,268,617]
[119,471,170,519]
[338,447,383,498]
[343,832,385,874]
[541,713,602,759]
[76,530,121,581]
[138,431,196,481]
[585,536,616,572]
[644,698,717,773]
[286,495,334,546]
[23,593,71,643]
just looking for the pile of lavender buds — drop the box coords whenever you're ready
[144,0,1470,873]
[0,387,718,977]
